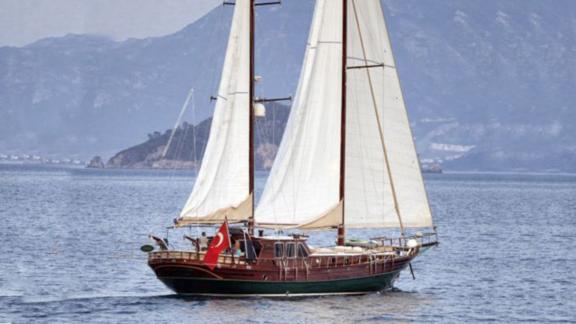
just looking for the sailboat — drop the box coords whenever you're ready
[147,0,438,296]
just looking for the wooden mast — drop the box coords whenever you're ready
[337,0,347,246]
[247,0,255,236]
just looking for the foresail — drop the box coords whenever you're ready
[345,0,432,228]
[255,0,343,228]
[177,0,251,226]
[256,0,433,230]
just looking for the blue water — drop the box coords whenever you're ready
[1,164,575,323]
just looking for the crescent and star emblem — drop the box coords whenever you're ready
[214,232,224,247]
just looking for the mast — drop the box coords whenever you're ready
[247,0,255,236]
[337,0,347,246]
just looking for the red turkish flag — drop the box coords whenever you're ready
[203,220,231,270]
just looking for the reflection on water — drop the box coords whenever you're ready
[0,165,575,322]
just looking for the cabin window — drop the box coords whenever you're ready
[274,243,284,258]
[297,244,308,258]
[286,243,296,258]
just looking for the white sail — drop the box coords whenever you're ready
[177,0,251,226]
[256,0,433,229]
[255,0,343,228]
[345,0,432,228]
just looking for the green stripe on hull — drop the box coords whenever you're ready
[158,271,402,296]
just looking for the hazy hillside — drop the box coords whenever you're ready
[106,103,289,170]
[389,1,576,172]
[1,0,575,172]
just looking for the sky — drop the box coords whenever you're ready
[0,0,221,47]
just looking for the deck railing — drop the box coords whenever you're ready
[149,251,246,265]
[370,231,438,248]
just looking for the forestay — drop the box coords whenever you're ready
[255,0,433,229]
[177,0,251,226]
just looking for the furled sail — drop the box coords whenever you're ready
[176,0,251,226]
[255,0,433,229]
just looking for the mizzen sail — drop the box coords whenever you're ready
[177,0,251,226]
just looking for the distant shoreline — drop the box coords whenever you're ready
[2,162,576,177]
[443,170,576,177]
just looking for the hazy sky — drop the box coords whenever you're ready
[0,0,221,47]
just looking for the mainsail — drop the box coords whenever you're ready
[177,0,251,226]
[255,0,433,229]
[255,0,343,228]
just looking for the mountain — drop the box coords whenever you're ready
[1,0,575,172]
[388,1,576,172]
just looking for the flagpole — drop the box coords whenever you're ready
[225,216,231,249]
[226,217,235,264]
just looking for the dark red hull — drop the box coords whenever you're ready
[148,250,414,296]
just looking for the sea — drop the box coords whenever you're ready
[0,164,575,323]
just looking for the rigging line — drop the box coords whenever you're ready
[181,90,200,219]
[162,88,195,159]
[316,40,342,45]
[174,116,190,163]
[191,89,198,173]
[163,89,192,191]
[210,95,228,101]
[254,109,265,171]
[347,63,388,70]
[272,102,276,149]
[176,108,192,161]
[171,102,192,180]
[347,55,382,65]
[209,5,228,103]
[351,0,405,235]
[179,95,196,164]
